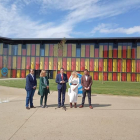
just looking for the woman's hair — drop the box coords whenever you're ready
[40,70,46,77]
[71,71,78,78]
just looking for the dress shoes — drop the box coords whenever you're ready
[26,107,30,110]
[70,103,72,108]
[79,105,83,108]
[41,105,45,108]
[89,106,93,109]
[74,103,77,108]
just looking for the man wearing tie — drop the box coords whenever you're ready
[55,68,68,108]
[25,69,37,110]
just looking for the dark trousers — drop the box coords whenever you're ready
[26,89,35,107]
[40,89,48,106]
[82,89,91,106]
[58,87,66,106]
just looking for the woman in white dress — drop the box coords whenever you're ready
[69,71,79,108]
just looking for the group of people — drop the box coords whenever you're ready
[25,68,93,110]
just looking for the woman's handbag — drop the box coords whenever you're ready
[68,88,71,96]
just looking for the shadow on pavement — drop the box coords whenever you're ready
[35,104,111,108]
[84,104,111,108]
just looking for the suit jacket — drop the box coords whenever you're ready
[81,75,92,90]
[38,76,50,96]
[55,73,68,90]
[25,74,37,91]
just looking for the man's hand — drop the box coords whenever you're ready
[60,80,65,83]
[33,86,36,89]
[85,87,89,90]
[47,86,49,89]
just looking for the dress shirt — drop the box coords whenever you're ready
[85,75,88,81]
[30,74,34,80]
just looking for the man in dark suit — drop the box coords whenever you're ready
[79,69,93,109]
[55,68,68,108]
[25,69,37,110]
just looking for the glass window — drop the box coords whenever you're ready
[40,47,45,56]
[3,44,8,55]
[76,48,81,57]
[12,45,18,55]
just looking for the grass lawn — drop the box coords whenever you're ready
[0,79,140,96]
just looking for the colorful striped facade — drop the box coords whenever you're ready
[0,37,140,81]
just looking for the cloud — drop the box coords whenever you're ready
[92,23,140,34]
[0,1,72,38]
[0,0,140,38]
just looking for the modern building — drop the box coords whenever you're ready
[0,36,140,82]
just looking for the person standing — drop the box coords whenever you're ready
[69,71,79,108]
[79,69,93,109]
[38,70,50,108]
[25,69,37,110]
[55,68,68,108]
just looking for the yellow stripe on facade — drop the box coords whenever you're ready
[99,45,103,58]
[27,44,31,56]
[49,57,53,70]
[109,45,112,58]
[137,46,140,59]
[94,59,98,71]
[85,59,89,70]
[99,72,103,81]
[8,45,12,55]
[67,58,71,70]
[45,44,49,56]
[90,45,94,57]
[127,73,131,82]
[0,43,3,55]
[76,58,80,71]
[72,44,76,57]
[103,59,107,72]
[58,58,62,70]
[132,60,136,72]
[113,59,117,72]
[17,70,21,78]
[122,59,126,72]
[12,56,17,69]
[36,44,40,56]
[108,73,112,81]
[21,57,26,69]
[54,44,58,57]
[40,57,44,70]
[81,45,85,57]
[63,44,67,57]
[127,46,131,58]
[118,45,122,58]
[31,57,35,69]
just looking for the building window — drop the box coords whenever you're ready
[40,45,45,56]
[76,48,81,57]
[12,45,18,55]
[3,44,8,55]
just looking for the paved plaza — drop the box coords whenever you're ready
[0,86,140,140]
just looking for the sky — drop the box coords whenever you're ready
[0,0,140,38]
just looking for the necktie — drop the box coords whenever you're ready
[61,74,63,80]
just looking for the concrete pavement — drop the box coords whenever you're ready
[0,86,140,140]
